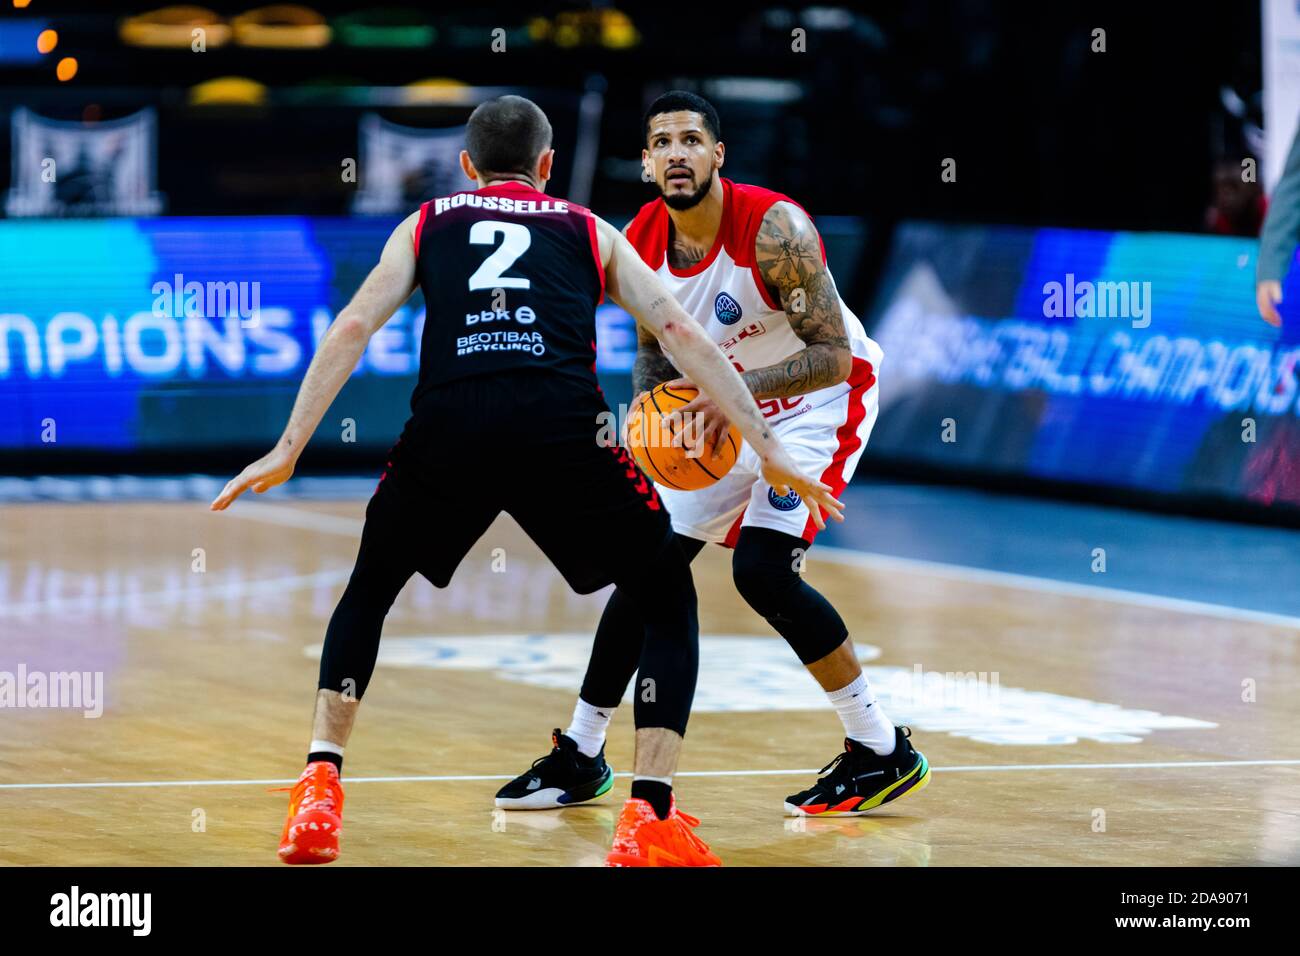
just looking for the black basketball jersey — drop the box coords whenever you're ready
[409,181,605,409]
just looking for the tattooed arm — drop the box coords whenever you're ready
[742,201,852,399]
[624,218,683,395]
[632,322,680,395]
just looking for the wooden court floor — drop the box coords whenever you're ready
[0,499,1296,866]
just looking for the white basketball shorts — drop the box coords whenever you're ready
[656,371,879,547]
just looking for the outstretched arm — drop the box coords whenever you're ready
[210,211,420,511]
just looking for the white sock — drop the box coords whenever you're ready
[308,739,344,757]
[826,675,895,755]
[565,698,615,758]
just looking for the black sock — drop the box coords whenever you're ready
[308,751,342,772]
[631,779,673,820]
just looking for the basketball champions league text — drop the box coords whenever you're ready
[0,195,574,383]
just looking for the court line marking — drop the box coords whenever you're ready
[3,758,1298,790]
[227,502,1300,631]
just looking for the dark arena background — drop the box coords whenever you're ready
[0,0,1292,935]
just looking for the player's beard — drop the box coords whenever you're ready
[661,168,714,210]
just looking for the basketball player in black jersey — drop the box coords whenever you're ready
[210,95,842,867]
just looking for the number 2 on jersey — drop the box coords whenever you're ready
[467,220,531,291]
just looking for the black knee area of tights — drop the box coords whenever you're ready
[731,526,848,666]
[579,533,705,709]
[317,562,409,700]
[620,532,700,737]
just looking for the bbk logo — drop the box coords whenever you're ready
[714,291,743,326]
[465,306,537,326]
[767,487,801,511]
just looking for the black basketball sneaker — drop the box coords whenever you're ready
[495,729,616,810]
[784,727,930,816]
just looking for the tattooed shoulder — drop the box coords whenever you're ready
[754,201,847,350]
[754,202,823,298]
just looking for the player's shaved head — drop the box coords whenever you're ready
[465,95,553,179]
[643,90,720,146]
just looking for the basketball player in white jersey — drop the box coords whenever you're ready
[496,92,929,817]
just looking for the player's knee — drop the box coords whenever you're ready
[614,532,698,634]
[653,532,700,600]
[343,559,410,610]
[732,527,847,665]
[731,527,804,612]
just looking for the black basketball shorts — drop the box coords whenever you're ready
[351,370,674,595]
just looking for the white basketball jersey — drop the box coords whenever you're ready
[625,178,882,424]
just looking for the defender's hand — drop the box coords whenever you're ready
[663,378,734,461]
[759,448,845,532]
[210,445,297,511]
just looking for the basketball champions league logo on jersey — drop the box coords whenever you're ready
[768,487,802,511]
[714,291,743,325]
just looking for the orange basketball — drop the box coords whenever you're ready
[626,383,742,491]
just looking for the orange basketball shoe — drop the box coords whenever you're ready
[605,797,722,867]
[276,761,344,865]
